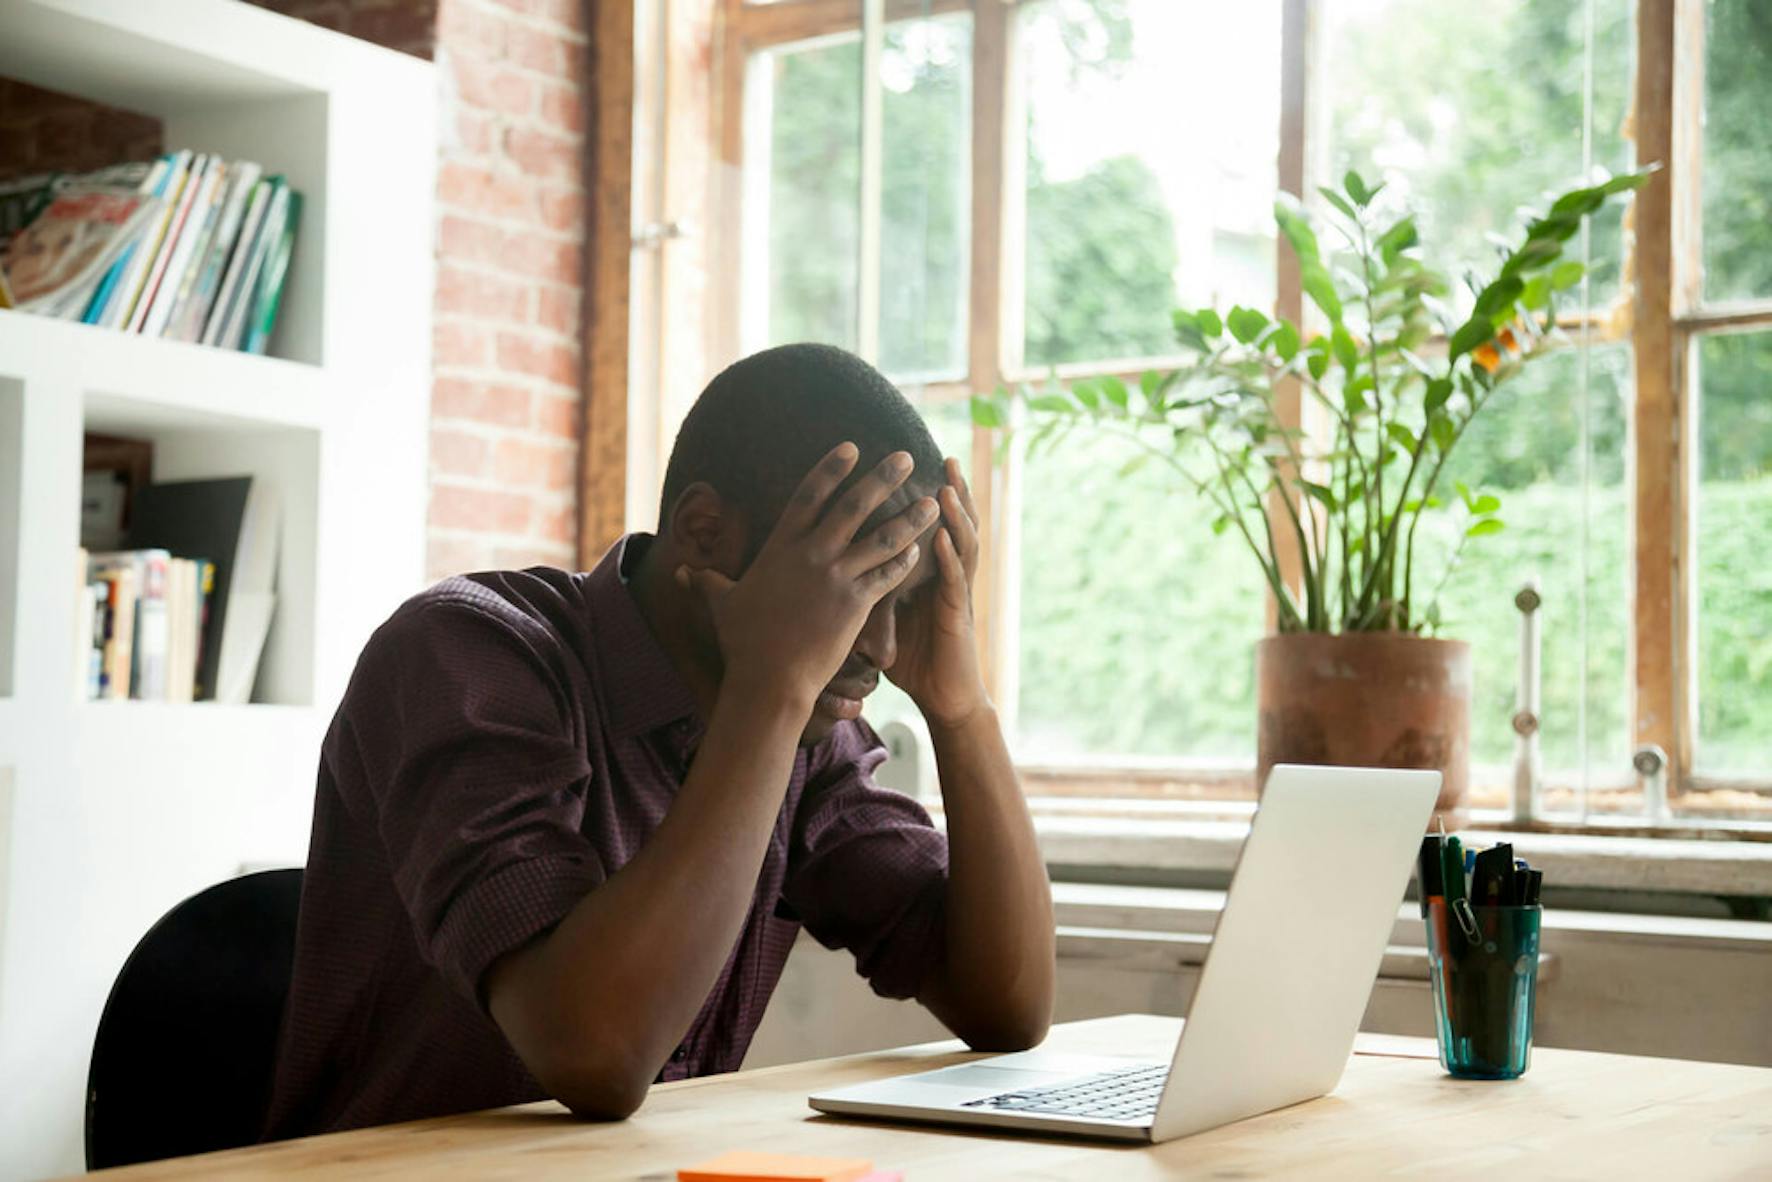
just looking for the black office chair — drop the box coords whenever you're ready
[85,868,303,1170]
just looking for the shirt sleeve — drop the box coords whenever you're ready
[333,592,604,1007]
[781,720,950,1000]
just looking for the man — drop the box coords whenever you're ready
[264,343,1056,1137]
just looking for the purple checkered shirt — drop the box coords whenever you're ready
[262,535,949,1139]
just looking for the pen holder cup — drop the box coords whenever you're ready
[1425,901,1542,1080]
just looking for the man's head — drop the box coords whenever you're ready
[654,344,947,744]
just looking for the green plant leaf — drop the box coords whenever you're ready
[1375,216,1418,265]
[1028,393,1075,414]
[1429,410,1457,454]
[1071,379,1100,410]
[1465,518,1505,538]
[1454,479,1475,510]
[1228,305,1270,344]
[1521,274,1552,310]
[1118,452,1151,478]
[1307,350,1330,381]
[1301,263,1343,323]
[1424,378,1454,410]
[1386,422,1418,451]
[1472,493,1501,514]
[1332,324,1361,372]
[1448,317,1493,360]
[1318,186,1357,220]
[1274,194,1321,265]
[970,394,1007,429]
[1210,512,1232,536]
[1172,309,1209,352]
[1343,379,1369,415]
[1301,481,1338,511]
[1100,374,1130,409]
[1196,308,1224,338]
[1344,169,1372,207]
[1550,260,1585,291]
[1139,369,1164,402]
[1270,320,1301,362]
[1473,274,1525,321]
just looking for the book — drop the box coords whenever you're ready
[0,179,162,315]
[84,157,172,325]
[90,559,138,700]
[126,477,279,703]
[128,153,210,334]
[202,176,272,347]
[216,178,288,350]
[243,189,302,355]
[0,172,61,254]
[141,157,225,338]
[677,1152,875,1182]
[102,149,191,329]
[169,160,261,343]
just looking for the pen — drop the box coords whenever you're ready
[1417,836,1445,920]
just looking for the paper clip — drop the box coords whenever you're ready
[1453,897,1481,943]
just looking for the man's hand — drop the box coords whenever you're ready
[678,442,936,711]
[886,458,989,730]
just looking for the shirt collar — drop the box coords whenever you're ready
[586,533,701,740]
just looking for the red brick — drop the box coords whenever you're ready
[430,483,533,534]
[439,213,504,262]
[437,263,532,322]
[433,376,531,426]
[506,22,585,81]
[437,0,509,54]
[493,436,575,488]
[537,500,577,543]
[503,126,579,182]
[433,318,493,367]
[531,0,587,31]
[537,185,584,233]
[441,214,576,282]
[437,160,534,221]
[496,330,579,386]
[537,83,585,135]
[451,51,535,117]
[429,426,491,477]
[425,534,485,582]
[453,108,494,156]
[534,392,580,438]
[536,284,578,334]
[34,112,87,162]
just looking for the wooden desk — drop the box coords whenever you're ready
[85,1015,1772,1179]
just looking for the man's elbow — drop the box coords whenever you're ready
[959,1011,1051,1053]
[544,1059,652,1121]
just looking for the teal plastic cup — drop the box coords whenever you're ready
[1425,900,1542,1079]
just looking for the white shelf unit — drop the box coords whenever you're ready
[0,3,436,1176]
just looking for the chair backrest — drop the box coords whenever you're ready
[86,868,303,1170]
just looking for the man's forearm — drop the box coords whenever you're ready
[920,706,1055,1049]
[487,678,809,1117]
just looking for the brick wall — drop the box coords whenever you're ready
[0,0,589,583]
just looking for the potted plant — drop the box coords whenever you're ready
[974,167,1649,820]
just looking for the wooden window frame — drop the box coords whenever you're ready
[690,0,1772,823]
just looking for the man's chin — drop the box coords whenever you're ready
[798,698,863,747]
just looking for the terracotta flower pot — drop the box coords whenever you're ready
[1256,632,1471,824]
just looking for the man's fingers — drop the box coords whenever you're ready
[933,526,968,605]
[948,458,980,529]
[815,450,915,551]
[675,563,736,603]
[860,542,920,598]
[779,442,862,535]
[843,496,937,575]
[940,485,980,580]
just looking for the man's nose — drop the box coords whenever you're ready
[851,596,897,671]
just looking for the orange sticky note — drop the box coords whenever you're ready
[677,1149,874,1182]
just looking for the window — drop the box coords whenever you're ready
[714,0,1772,827]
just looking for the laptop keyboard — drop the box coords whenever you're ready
[960,1063,1166,1122]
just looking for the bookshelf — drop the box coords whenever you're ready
[0,2,435,1175]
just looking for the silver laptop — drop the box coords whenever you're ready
[809,764,1439,1143]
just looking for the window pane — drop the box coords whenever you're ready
[753,15,971,382]
[1418,345,1633,806]
[1322,0,1634,310]
[1020,0,1280,370]
[1702,0,1772,303]
[1695,330,1772,773]
[762,37,861,352]
[1015,432,1265,762]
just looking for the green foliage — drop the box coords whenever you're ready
[977,168,1649,636]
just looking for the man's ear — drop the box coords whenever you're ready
[664,482,750,576]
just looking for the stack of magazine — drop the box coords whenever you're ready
[0,151,303,354]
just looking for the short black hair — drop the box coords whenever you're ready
[658,344,944,544]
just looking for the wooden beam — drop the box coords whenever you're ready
[1678,298,1772,335]
[969,0,1017,712]
[735,0,972,49]
[1267,0,1310,631]
[857,0,884,363]
[580,0,636,564]
[1630,0,1684,775]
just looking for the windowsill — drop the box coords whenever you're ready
[1018,801,1772,897]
